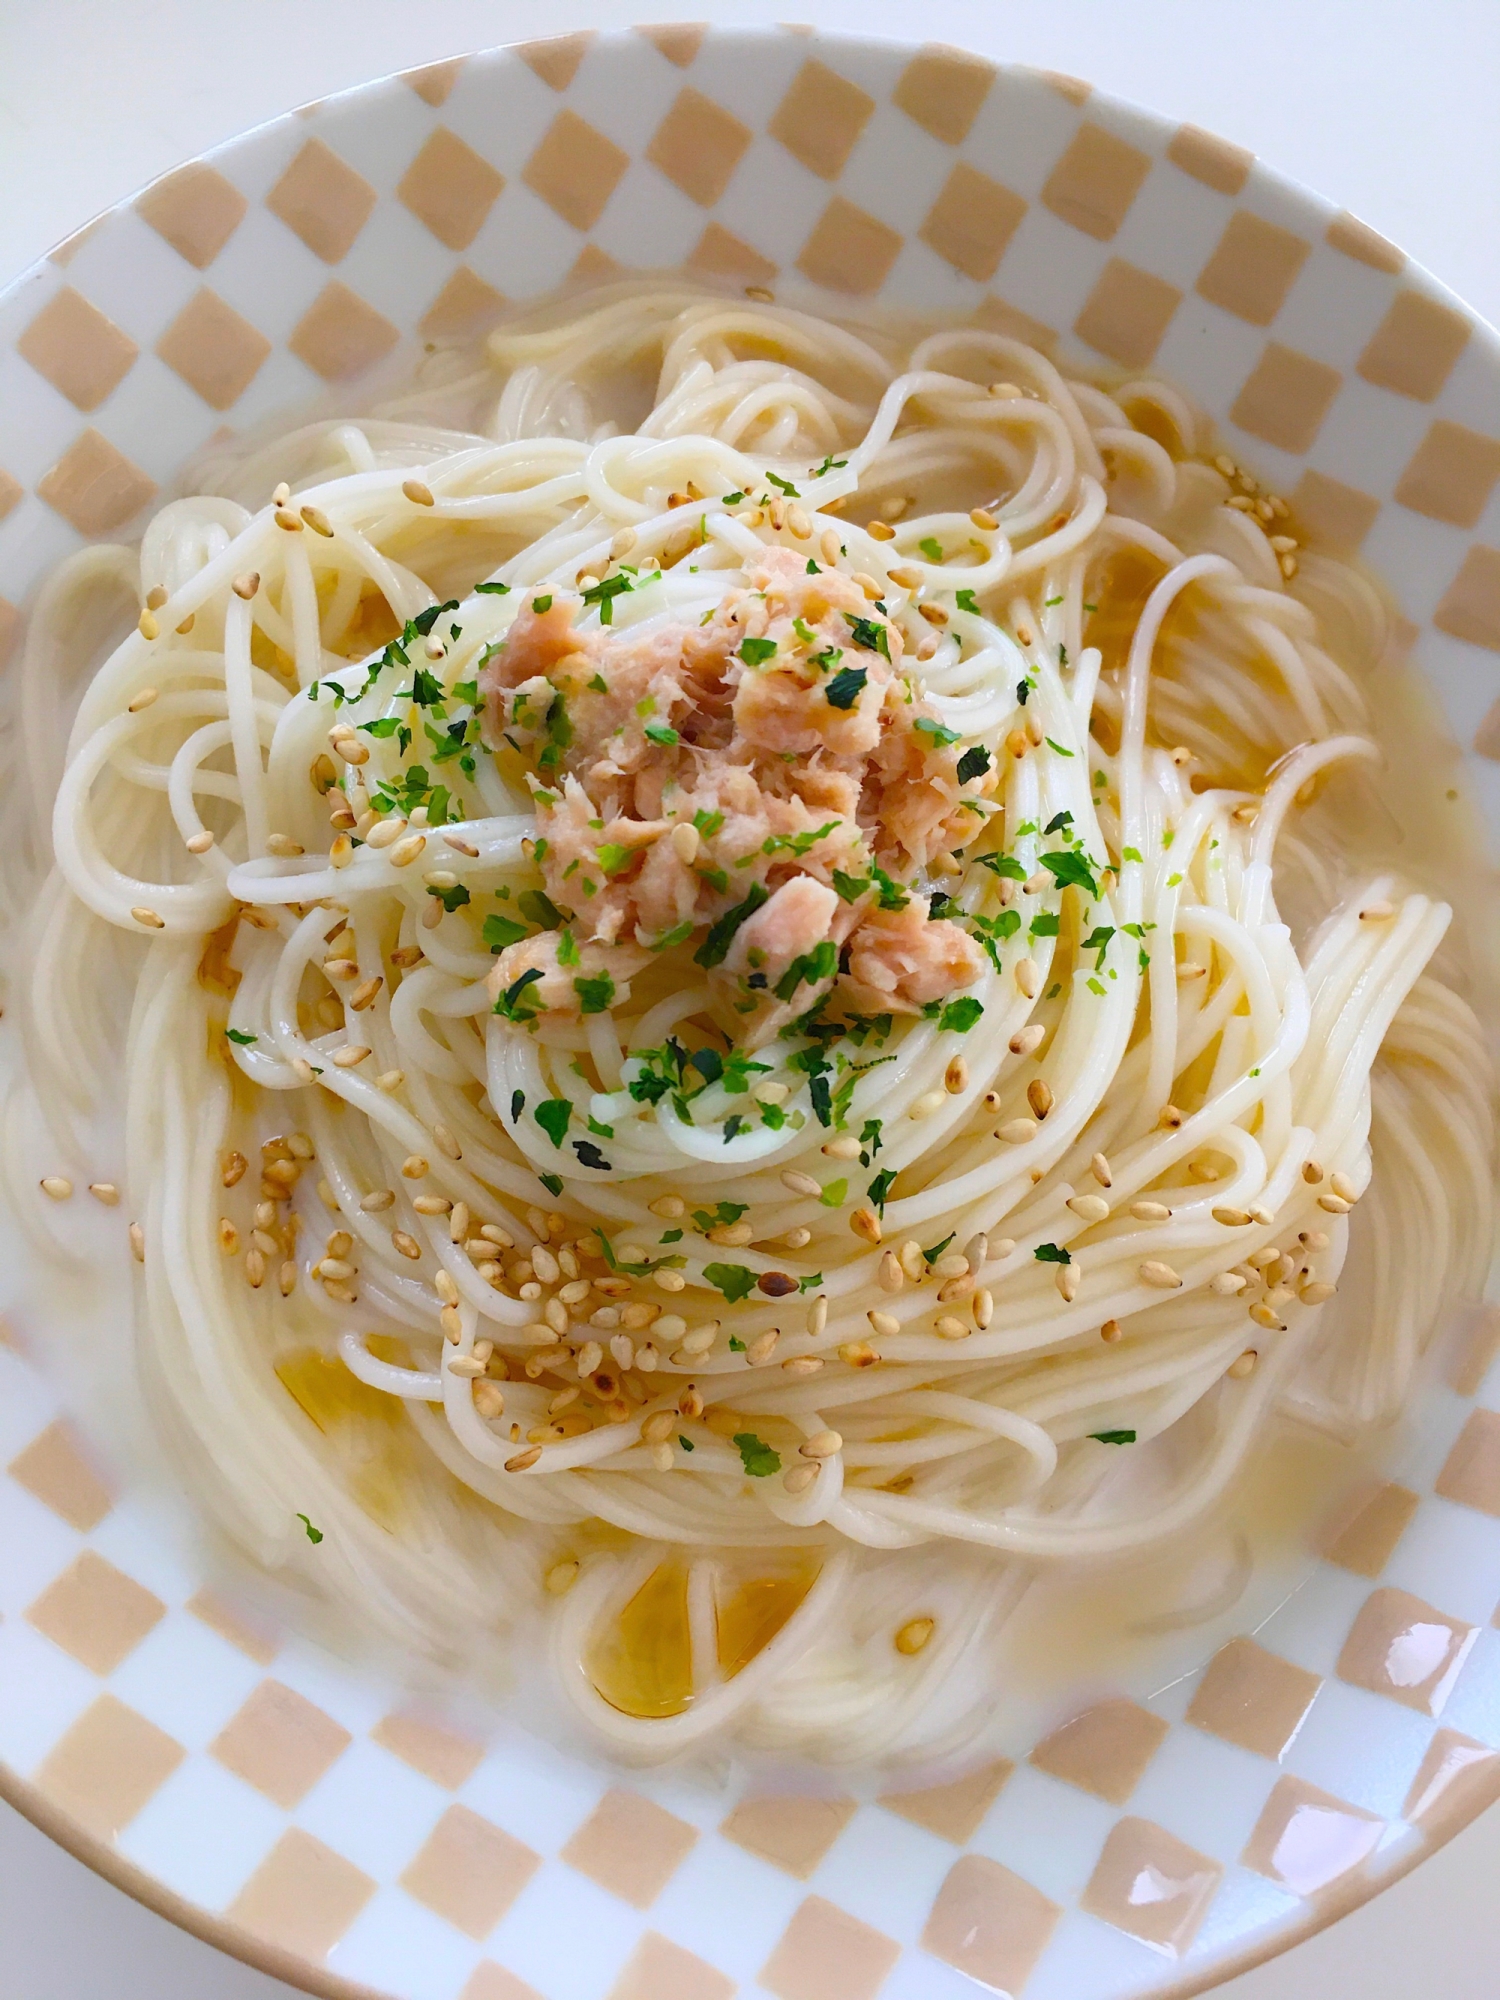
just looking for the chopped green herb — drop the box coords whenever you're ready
[765,471,800,497]
[844,613,891,660]
[939,996,983,1033]
[427,881,471,913]
[296,1514,324,1544]
[644,720,680,747]
[538,1171,563,1196]
[704,1262,758,1303]
[733,1432,782,1476]
[914,717,962,748]
[225,1028,257,1045]
[494,965,546,1020]
[534,1099,572,1147]
[867,1168,897,1213]
[955,588,981,615]
[1045,737,1074,757]
[1034,1242,1071,1264]
[694,882,770,969]
[1090,1430,1137,1445]
[573,972,615,1015]
[819,1178,848,1207]
[475,580,510,596]
[531,594,553,613]
[738,636,778,666]
[824,663,868,710]
[956,745,991,783]
[483,913,528,952]
[572,1139,611,1170]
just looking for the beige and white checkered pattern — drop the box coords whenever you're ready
[3,26,1500,2000]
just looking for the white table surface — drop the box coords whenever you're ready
[2,2,1499,1994]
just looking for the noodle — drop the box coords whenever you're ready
[4,280,1493,1765]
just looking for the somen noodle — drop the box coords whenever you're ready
[3,281,1492,1764]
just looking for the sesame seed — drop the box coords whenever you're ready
[265,833,303,857]
[87,1181,119,1205]
[910,1090,946,1120]
[1129,1200,1171,1222]
[868,1309,900,1337]
[402,478,435,506]
[1318,1193,1352,1215]
[1026,1079,1053,1120]
[1210,1272,1248,1295]
[274,507,303,532]
[806,1294,828,1336]
[40,1175,73,1201]
[1015,957,1040,999]
[300,504,335,538]
[1068,1194,1110,1223]
[388,833,426,868]
[781,1169,821,1197]
[131,906,165,929]
[1328,1170,1359,1203]
[655,1269,687,1292]
[801,1430,842,1459]
[944,1055,968,1095]
[758,1271,799,1297]
[1139,1260,1182,1289]
[186,830,215,854]
[781,1354,824,1376]
[1055,1263,1081,1302]
[934,1314,970,1339]
[219,1217,239,1253]
[1359,901,1395,922]
[1279,552,1298,579]
[331,1045,370,1067]
[783,1462,818,1494]
[970,507,999,530]
[877,1250,903,1293]
[392,1231,421,1260]
[505,1447,542,1472]
[895,1616,934,1655]
[376,1069,404,1092]
[1228,1349,1259,1378]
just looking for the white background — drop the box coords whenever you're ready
[1,1,1499,1994]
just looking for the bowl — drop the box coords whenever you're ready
[2,26,1500,2000]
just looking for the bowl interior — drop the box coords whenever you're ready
[2,27,1500,2000]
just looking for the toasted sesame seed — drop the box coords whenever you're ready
[655,1269,687,1292]
[849,1206,882,1244]
[218,1217,239,1253]
[1228,1349,1259,1378]
[347,975,384,1012]
[895,1616,934,1655]
[505,1447,541,1472]
[400,1155,428,1179]
[87,1181,119,1205]
[1210,1272,1248,1294]
[780,1462,817,1494]
[801,1430,842,1460]
[1129,1200,1171,1222]
[40,1175,73,1201]
[1026,1079,1053,1119]
[1318,1193,1352,1215]
[746,1329,780,1367]
[131,906,165,929]
[184,830,215,854]
[1139,1260,1182,1289]
[433,1123,462,1161]
[781,1354,824,1376]
[807,1294,828,1336]
[934,1314,970,1339]
[388,833,426,868]
[970,507,999,530]
[1015,957,1041,999]
[878,1250,904,1292]
[997,1117,1037,1144]
[1329,1170,1359,1203]
[1359,901,1395,922]
[1279,552,1298,579]
[839,1340,878,1368]
[1068,1194,1110,1223]
[1249,1300,1286,1329]
[758,1271,799,1297]
[868,1309,900,1337]
[392,1230,421,1260]
[819,527,842,565]
[1055,1263,1081,1302]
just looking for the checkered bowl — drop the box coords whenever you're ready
[4,26,1500,2000]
